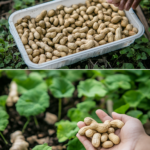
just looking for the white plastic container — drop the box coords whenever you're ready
[9,0,145,69]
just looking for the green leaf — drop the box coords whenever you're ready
[60,70,85,82]
[67,138,85,150]
[139,114,148,124]
[6,70,27,80]
[127,110,143,118]
[49,77,75,98]
[122,63,134,69]
[0,95,7,110]
[68,108,90,122]
[137,62,146,69]
[123,90,144,108]
[55,120,77,142]
[138,80,150,99]
[105,74,131,90]
[115,104,129,114]
[113,99,126,110]
[15,72,47,94]
[137,99,150,110]
[77,101,96,112]
[16,89,50,118]
[66,127,79,139]
[0,109,9,131]
[32,143,52,150]
[141,52,147,60]
[77,79,107,98]
[148,111,150,118]
[142,37,149,43]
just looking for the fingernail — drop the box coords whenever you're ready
[107,0,112,3]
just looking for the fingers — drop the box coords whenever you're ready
[77,121,86,129]
[132,0,141,9]
[76,133,97,150]
[114,2,120,7]
[106,0,121,4]
[124,0,134,10]
[119,0,127,10]
[112,112,133,123]
[96,109,113,122]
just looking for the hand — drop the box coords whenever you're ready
[106,0,141,10]
[76,109,147,150]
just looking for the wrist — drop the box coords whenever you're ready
[135,133,150,150]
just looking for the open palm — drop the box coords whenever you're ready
[76,109,146,150]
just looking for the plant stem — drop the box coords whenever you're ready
[58,98,62,120]
[33,116,39,128]
[22,117,30,133]
[0,131,8,145]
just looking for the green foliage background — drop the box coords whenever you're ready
[0,70,150,149]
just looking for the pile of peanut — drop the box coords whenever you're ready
[78,117,124,149]
[15,0,138,64]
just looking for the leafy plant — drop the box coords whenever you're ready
[49,77,75,120]
[77,79,107,98]
[0,109,9,144]
[32,143,52,150]
[16,89,50,132]
[14,72,47,94]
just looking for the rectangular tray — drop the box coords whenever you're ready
[9,0,145,69]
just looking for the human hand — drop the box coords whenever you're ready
[106,0,141,10]
[76,109,147,150]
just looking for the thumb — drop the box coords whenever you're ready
[106,0,121,4]
[112,112,133,123]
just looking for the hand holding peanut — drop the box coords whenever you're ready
[77,109,150,150]
[78,117,124,148]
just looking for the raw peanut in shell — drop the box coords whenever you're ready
[85,129,96,138]
[102,141,113,148]
[84,117,110,133]
[107,32,114,43]
[95,33,105,41]
[39,54,46,64]
[126,24,133,31]
[108,127,115,134]
[48,10,55,17]
[101,133,108,142]
[110,120,124,128]
[109,133,120,144]
[45,52,52,59]
[129,31,136,36]
[92,133,101,148]
[33,56,40,63]
[55,44,69,53]
[64,7,74,14]
[80,40,95,50]
[132,27,138,33]
[53,33,64,44]
[86,6,96,14]
[111,16,122,24]
[68,43,77,50]
[115,28,122,41]
[35,10,47,22]
[118,10,125,16]
[99,40,106,45]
